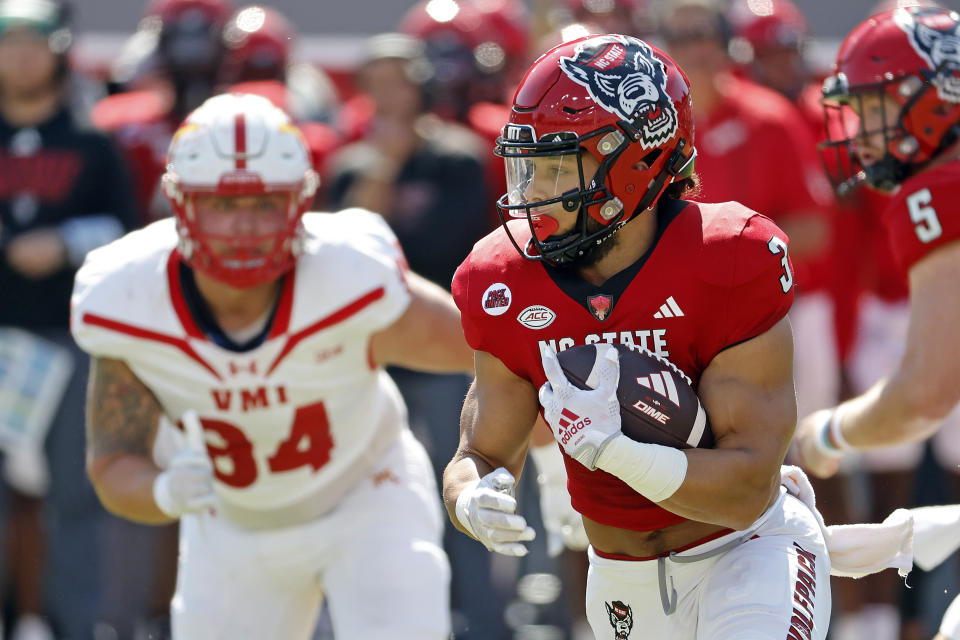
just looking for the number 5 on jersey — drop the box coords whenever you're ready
[907,188,942,243]
[767,235,793,294]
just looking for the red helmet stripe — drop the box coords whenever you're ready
[234,112,247,169]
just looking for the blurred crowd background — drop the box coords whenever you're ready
[0,0,958,639]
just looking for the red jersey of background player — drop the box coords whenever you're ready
[452,198,794,531]
[883,161,960,274]
[695,75,833,294]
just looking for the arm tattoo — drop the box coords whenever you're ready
[86,357,162,460]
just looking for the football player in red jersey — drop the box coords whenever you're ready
[791,9,960,639]
[442,34,834,638]
[796,5,960,483]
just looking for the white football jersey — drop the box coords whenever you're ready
[72,209,412,524]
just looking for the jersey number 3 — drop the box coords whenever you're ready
[192,401,333,488]
[767,236,793,294]
[907,188,943,244]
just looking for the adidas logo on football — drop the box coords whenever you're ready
[636,370,681,406]
[653,296,684,319]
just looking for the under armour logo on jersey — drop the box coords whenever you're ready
[652,296,684,319]
[636,370,681,406]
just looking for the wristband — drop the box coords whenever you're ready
[152,472,179,519]
[816,405,853,457]
[454,479,481,537]
[595,435,688,503]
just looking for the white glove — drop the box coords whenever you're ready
[152,411,216,519]
[529,443,588,556]
[455,467,536,557]
[539,343,622,470]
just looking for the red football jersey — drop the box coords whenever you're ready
[694,76,834,294]
[453,199,795,531]
[882,161,960,276]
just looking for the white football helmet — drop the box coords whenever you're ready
[162,93,319,288]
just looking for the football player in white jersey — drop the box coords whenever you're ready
[70,93,472,639]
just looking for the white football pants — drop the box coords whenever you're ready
[585,489,832,639]
[171,429,450,640]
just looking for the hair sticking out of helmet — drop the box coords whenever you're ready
[494,34,696,266]
[819,7,960,194]
[162,93,319,288]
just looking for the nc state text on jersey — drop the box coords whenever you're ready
[539,328,669,358]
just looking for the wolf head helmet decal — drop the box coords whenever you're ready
[493,34,695,266]
[820,7,960,193]
[559,35,679,149]
[895,8,960,103]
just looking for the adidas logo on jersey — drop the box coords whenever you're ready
[652,296,684,319]
[635,370,681,406]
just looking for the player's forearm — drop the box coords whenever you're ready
[836,373,947,449]
[658,447,782,530]
[371,273,475,374]
[87,454,173,525]
[442,453,494,536]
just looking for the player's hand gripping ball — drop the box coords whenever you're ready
[549,343,713,451]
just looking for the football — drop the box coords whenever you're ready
[556,343,713,449]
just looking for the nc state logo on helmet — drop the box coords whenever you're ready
[162,93,319,288]
[494,34,695,265]
[820,7,960,193]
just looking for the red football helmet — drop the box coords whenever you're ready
[146,0,234,23]
[729,0,809,56]
[162,93,319,288]
[220,5,294,85]
[475,0,530,55]
[820,7,960,194]
[495,34,696,264]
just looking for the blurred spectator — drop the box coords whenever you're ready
[218,4,340,125]
[327,32,489,293]
[399,0,527,122]
[92,0,232,225]
[218,5,345,201]
[0,1,136,638]
[394,0,531,227]
[325,32,501,640]
[658,0,838,421]
[542,0,656,41]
